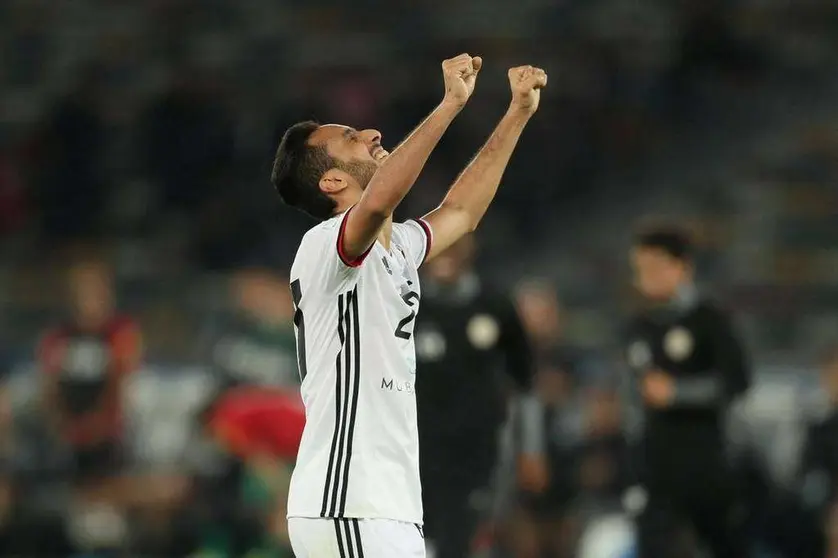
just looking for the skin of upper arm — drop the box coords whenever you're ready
[422,205,472,262]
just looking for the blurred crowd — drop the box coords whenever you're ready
[1,0,838,556]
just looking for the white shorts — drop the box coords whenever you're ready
[288,517,426,558]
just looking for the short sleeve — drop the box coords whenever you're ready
[392,219,433,268]
[291,210,370,293]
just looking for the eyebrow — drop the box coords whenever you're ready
[342,128,357,139]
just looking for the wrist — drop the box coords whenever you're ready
[506,103,535,121]
[440,96,466,114]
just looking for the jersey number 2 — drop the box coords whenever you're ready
[395,289,420,340]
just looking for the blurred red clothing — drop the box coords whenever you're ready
[38,316,141,445]
[209,386,305,461]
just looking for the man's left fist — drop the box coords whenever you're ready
[508,65,548,114]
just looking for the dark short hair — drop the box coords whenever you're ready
[271,121,338,220]
[634,226,693,262]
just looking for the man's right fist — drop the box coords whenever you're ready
[508,65,547,115]
[442,53,482,107]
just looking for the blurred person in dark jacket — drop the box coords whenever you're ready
[624,226,751,558]
[414,235,545,558]
[196,268,300,557]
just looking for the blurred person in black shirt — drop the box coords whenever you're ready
[415,235,545,558]
[625,227,751,558]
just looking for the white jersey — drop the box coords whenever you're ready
[287,209,433,525]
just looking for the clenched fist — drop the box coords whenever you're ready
[442,53,482,107]
[508,65,547,115]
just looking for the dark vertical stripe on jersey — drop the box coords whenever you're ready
[321,293,347,516]
[334,519,348,558]
[328,289,355,516]
[342,519,356,558]
[338,289,362,515]
[290,279,308,381]
[352,519,365,558]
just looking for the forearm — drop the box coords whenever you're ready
[362,100,461,216]
[438,107,531,229]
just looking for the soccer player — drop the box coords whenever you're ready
[270,53,547,557]
[624,227,751,558]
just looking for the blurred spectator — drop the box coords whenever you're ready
[192,267,300,557]
[511,286,630,558]
[209,268,299,391]
[37,258,141,553]
[624,227,751,558]
[415,235,545,558]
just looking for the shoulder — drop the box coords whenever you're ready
[391,220,428,249]
[39,325,67,345]
[38,326,67,356]
[292,215,345,267]
[392,219,432,266]
[300,214,344,246]
[694,298,734,323]
[107,317,142,359]
[109,315,139,333]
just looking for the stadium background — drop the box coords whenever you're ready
[0,0,837,556]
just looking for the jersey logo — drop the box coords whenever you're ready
[664,327,694,362]
[467,314,500,349]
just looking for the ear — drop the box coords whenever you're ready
[319,168,349,195]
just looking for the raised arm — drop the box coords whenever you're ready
[422,65,547,261]
[342,54,482,261]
